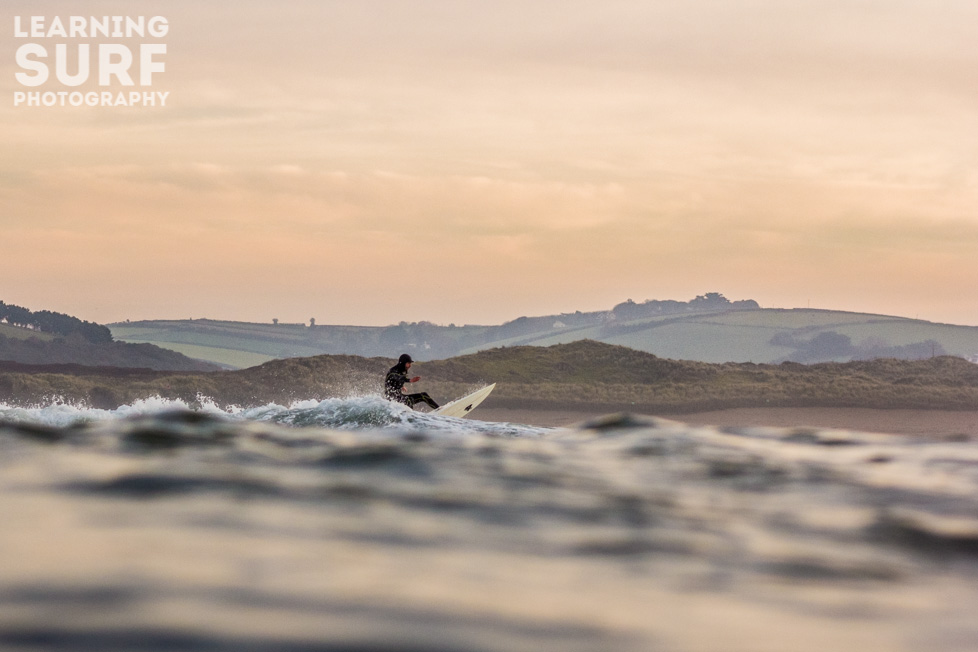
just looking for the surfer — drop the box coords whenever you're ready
[384,354,440,410]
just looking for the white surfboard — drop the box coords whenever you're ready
[432,383,495,418]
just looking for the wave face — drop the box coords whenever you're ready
[0,394,548,438]
[1,402,978,651]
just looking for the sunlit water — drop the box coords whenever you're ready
[2,397,977,651]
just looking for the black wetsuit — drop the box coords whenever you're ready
[384,363,439,410]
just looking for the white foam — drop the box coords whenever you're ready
[0,394,546,437]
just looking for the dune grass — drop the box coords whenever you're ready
[2,340,977,413]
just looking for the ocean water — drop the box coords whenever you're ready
[1,397,978,651]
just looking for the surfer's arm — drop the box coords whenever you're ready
[399,376,421,392]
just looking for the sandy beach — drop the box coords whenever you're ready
[478,405,978,438]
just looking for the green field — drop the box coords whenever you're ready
[111,321,334,360]
[0,323,55,341]
[132,342,276,369]
[605,321,792,363]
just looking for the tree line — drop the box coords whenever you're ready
[611,292,759,321]
[0,301,113,344]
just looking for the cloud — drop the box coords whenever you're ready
[3,0,978,324]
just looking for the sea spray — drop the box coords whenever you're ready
[1,394,549,438]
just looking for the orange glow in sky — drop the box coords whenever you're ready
[3,1,977,326]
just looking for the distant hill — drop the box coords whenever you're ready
[1,300,111,343]
[3,340,978,413]
[0,302,220,372]
[109,293,978,369]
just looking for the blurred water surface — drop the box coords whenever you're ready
[1,398,977,651]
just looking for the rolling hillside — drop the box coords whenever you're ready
[0,302,219,372]
[3,340,978,413]
[110,299,978,369]
[0,323,56,342]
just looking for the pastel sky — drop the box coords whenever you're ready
[2,0,977,327]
